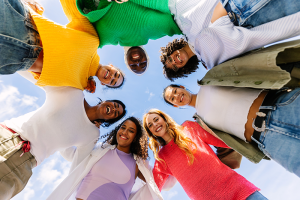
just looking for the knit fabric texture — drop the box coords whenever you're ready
[29,0,100,90]
[76,0,182,47]
[153,121,259,200]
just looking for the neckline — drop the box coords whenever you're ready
[116,148,132,156]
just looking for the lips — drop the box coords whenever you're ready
[120,135,128,140]
[180,94,184,102]
[132,53,140,60]
[176,55,182,63]
[106,105,111,114]
[155,125,162,132]
[104,70,110,79]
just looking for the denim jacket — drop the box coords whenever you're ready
[198,39,300,89]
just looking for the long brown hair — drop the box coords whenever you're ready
[143,109,196,165]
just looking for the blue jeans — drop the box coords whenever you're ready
[220,0,300,27]
[253,88,300,177]
[246,191,268,200]
[0,0,42,75]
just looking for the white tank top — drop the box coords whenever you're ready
[195,86,262,141]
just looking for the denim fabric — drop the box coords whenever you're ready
[220,0,300,27]
[246,191,268,200]
[0,0,42,75]
[254,88,300,177]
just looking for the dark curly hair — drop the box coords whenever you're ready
[100,117,149,160]
[94,99,127,128]
[160,38,200,81]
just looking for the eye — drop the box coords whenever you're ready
[174,89,177,94]
[130,130,135,133]
[154,118,158,122]
[171,97,174,101]
[120,126,125,129]
[148,124,152,128]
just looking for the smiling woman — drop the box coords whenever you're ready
[46,117,164,200]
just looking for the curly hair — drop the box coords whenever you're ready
[160,38,200,81]
[143,109,197,165]
[94,99,127,128]
[100,117,149,160]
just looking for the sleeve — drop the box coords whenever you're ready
[68,138,97,172]
[59,146,77,162]
[197,11,300,68]
[130,0,171,14]
[182,121,230,148]
[152,158,173,191]
[60,0,98,36]
[161,175,177,191]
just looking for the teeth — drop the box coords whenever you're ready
[156,126,162,132]
[181,94,183,102]
[106,106,110,114]
[105,70,109,78]
[121,136,127,140]
[177,55,182,62]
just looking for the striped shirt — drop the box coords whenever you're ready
[169,0,300,69]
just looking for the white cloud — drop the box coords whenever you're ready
[0,83,39,121]
[36,153,71,189]
[167,191,178,200]
[145,88,155,101]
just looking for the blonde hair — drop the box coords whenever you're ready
[143,109,197,165]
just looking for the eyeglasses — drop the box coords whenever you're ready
[166,56,179,72]
[129,61,147,68]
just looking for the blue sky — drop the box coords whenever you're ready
[1,0,300,199]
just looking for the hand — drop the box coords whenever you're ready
[94,121,101,129]
[22,0,44,15]
[84,77,96,93]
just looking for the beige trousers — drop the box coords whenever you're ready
[0,126,36,200]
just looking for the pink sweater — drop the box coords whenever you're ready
[153,121,258,200]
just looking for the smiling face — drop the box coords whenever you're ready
[164,86,192,107]
[165,49,189,72]
[116,120,137,149]
[97,101,124,120]
[126,47,148,74]
[146,113,168,138]
[96,64,124,87]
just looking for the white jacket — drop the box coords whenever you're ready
[47,143,167,200]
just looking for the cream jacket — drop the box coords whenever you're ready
[47,143,172,200]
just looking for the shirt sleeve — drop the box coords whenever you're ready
[68,137,97,172]
[152,157,173,191]
[130,0,171,14]
[59,146,77,162]
[183,121,229,148]
[60,0,98,37]
[195,11,300,69]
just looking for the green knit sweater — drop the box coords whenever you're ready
[76,0,182,47]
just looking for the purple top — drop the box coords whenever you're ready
[76,148,136,200]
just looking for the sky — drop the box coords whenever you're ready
[1,0,300,199]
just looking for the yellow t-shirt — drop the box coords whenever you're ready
[30,0,100,90]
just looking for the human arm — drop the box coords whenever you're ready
[183,121,229,148]
[21,0,44,15]
[130,0,170,14]
[68,138,98,172]
[60,0,98,36]
[196,11,300,69]
[152,159,173,191]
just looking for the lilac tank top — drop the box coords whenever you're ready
[76,148,136,200]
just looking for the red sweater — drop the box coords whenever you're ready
[153,121,258,200]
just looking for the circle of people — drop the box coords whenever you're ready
[1,0,300,199]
